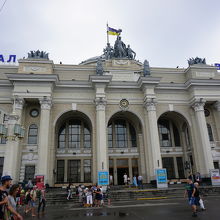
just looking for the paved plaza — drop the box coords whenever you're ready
[23,196,220,220]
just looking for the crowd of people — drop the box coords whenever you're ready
[66,184,111,207]
[122,173,143,188]
[184,177,206,218]
[0,176,46,220]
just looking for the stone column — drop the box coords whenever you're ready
[144,98,162,180]
[128,158,133,181]
[138,134,147,181]
[3,98,24,182]
[37,97,52,183]
[191,99,214,176]
[95,97,108,172]
[214,101,220,142]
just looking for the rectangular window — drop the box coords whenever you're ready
[84,126,91,148]
[0,157,4,177]
[158,120,172,147]
[67,160,81,183]
[115,121,127,148]
[84,159,91,182]
[132,159,138,176]
[176,157,185,178]
[162,157,175,179]
[69,124,81,148]
[24,165,35,181]
[117,159,128,168]
[57,160,65,183]
[129,124,137,147]
[108,125,113,148]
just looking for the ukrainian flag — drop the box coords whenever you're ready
[107,26,121,36]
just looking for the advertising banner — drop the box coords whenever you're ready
[210,169,220,186]
[98,171,109,186]
[156,169,168,188]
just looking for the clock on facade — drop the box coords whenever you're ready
[120,99,129,110]
[30,109,39,117]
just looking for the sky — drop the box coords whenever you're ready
[0,0,220,68]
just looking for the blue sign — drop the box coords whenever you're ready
[156,169,168,188]
[98,171,109,186]
[215,63,220,70]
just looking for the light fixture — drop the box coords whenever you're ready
[0,124,7,136]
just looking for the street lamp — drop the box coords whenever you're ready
[0,121,25,141]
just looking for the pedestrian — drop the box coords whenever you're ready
[30,186,37,217]
[0,175,23,220]
[190,182,201,217]
[95,186,102,207]
[78,185,83,205]
[184,179,196,217]
[106,186,112,206]
[67,183,73,200]
[86,186,93,207]
[195,172,202,184]
[133,176,138,187]
[138,175,143,189]
[38,188,46,214]
[26,178,33,189]
[24,188,31,214]
[109,174,113,185]
[123,173,128,185]
[8,184,23,220]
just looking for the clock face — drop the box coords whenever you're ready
[30,109,39,117]
[120,99,129,109]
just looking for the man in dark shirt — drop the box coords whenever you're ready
[184,179,197,217]
[0,175,23,220]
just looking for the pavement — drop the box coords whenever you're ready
[23,196,220,220]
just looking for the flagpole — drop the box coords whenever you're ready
[106,22,109,44]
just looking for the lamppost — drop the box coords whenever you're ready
[0,120,25,140]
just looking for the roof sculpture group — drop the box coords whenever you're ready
[27,50,49,60]
[188,57,206,66]
[103,36,136,60]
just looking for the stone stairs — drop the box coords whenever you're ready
[44,185,220,206]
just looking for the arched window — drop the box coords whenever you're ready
[58,119,91,148]
[108,119,137,148]
[207,123,214,142]
[28,124,38,144]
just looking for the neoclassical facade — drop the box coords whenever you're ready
[0,53,220,186]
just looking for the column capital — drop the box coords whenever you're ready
[214,101,220,111]
[39,97,52,110]
[191,98,206,112]
[14,97,25,110]
[95,97,107,111]
[144,98,157,111]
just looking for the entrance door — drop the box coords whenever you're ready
[117,168,129,185]
[67,160,81,183]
